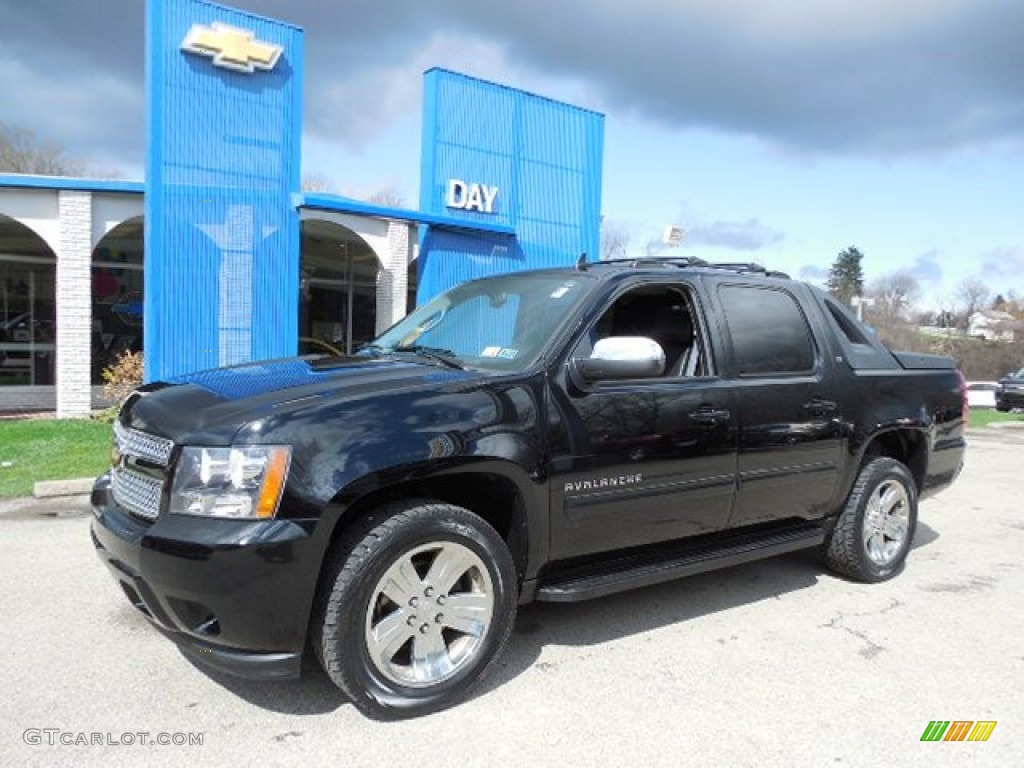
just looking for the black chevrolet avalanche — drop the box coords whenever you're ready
[91,258,966,718]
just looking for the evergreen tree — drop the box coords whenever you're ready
[826,247,865,306]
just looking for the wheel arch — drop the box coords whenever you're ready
[316,461,539,591]
[857,428,928,495]
[831,426,928,521]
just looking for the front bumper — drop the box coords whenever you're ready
[90,473,322,680]
[996,389,1024,410]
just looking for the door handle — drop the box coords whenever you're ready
[802,398,838,416]
[689,406,731,425]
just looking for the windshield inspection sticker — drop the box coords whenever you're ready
[481,346,501,357]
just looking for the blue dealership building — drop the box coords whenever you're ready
[0,0,604,416]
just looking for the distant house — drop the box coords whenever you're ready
[967,309,1024,342]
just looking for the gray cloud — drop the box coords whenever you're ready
[416,0,1024,155]
[685,218,784,251]
[1,0,1021,173]
[979,247,1024,286]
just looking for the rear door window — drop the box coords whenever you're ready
[718,285,816,375]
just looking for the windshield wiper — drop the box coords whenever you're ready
[392,345,465,370]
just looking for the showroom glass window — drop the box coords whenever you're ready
[91,232,144,385]
[0,253,57,387]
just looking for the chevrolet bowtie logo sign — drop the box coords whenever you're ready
[180,22,283,74]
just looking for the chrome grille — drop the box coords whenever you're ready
[112,468,164,522]
[114,422,174,467]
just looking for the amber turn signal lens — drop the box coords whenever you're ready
[255,447,291,519]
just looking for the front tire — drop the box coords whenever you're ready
[824,457,918,582]
[314,499,517,719]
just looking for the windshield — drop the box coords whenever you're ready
[365,272,594,372]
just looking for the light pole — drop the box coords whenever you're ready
[850,295,874,322]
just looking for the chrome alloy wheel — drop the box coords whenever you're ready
[861,478,910,566]
[364,541,495,688]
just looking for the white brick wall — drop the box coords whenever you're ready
[376,221,413,334]
[56,191,93,418]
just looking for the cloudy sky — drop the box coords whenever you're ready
[1,0,1022,307]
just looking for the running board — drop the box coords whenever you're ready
[536,524,825,602]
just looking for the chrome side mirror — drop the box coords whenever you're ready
[576,336,665,381]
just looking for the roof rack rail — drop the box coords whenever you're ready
[598,256,709,269]
[704,262,791,279]
[707,261,765,271]
[595,256,790,279]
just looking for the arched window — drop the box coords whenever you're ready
[91,216,144,384]
[0,214,57,389]
[299,219,382,356]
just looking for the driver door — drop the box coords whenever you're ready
[547,282,739,560]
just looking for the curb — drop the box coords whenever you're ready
[985,420,1024,430]
[0,494,92,518]
[33,477,95,498]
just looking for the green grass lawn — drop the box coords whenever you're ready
[0,419,113,498]
[968,409,1024,429]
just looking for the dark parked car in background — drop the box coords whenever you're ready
[995,368,1024,411]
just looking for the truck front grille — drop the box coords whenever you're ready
[114,422,174,467]
[111,468,164,522]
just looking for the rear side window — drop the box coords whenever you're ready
[811,288,897,370]
[718,285,815,375]
[824,298,872,346]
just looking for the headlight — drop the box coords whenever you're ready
[169,445,291,519]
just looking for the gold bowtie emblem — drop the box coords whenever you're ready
[181,22,283,74]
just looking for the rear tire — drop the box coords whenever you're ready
[313,499,517,719]
[824,457,918,583]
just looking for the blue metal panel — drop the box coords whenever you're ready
[418,69,604,304]
[145,0,303,382]
[299,193,515,235]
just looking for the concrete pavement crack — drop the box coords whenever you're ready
[818,598,902,659]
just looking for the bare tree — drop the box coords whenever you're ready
[366,187,407,208]
[0,122,85,175]
[954,278,991,329]
[868,270,920,324]
[599,218,631,260]
[301,174,334,193]
[300,179,407,207]
[1004,290,1024,320]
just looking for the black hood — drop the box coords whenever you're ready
[122,356,482,445]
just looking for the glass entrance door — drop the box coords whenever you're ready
[299,223,381,356]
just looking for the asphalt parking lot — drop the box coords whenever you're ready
[1,430,1021,768]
